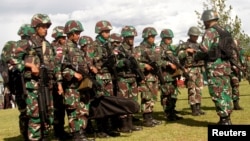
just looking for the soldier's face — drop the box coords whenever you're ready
[125,36,134,46]
[164,37,172,45]
[101,30,110,40]
[36,24,49,37]
[72,31,81,43]
[147,35,155,45]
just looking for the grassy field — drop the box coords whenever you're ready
[0,80,249,141]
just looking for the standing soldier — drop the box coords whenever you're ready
[15,24,35,141]
[195,10,233,125]
[87,20,120,138]
[51,26,72,140]
[13,13,57,140]
[177,26,205,116]
[224,25,243,110]
[133,27,162,127]
[111,29,142,132]
[159,29,183,121]
[58,20,94,141]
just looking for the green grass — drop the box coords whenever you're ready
[0,80,250,141]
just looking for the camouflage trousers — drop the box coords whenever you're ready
[138,81,158,113]
[186,68,204,105]
[160,81,177,112]
[64,88,89,133]
[116,77,138,101]
[207,75,233,117]
[26,89,54,141]
[230,73,240,101]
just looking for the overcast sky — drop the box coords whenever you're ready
[0,0,250,52]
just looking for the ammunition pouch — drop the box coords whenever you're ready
[78,77,93,92]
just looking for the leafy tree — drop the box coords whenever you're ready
[195,0,250,56]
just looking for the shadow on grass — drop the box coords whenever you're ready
[3,135,23,141]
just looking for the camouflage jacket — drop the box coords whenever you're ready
[134,40,167,82]
[198,24,231,76]
[13,34,57,89]
[59,39,89,88]
[177,39,204,68]
[87,35,113,80]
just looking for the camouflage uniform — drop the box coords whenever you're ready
[134,27,162,127]
[0,41,16,110]
[79,35,93,57]
[15,24,35,141]
[112,27,142,132]
[51,26,72,140]
[177,26,205,116]
[196,10,233,125]
[159,29,183,121]
[87,20,120,138]
[224,25,243,110]
[13,14,56,140]
[58,20,93,141]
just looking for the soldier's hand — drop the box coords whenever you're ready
[74,72,83,81]
[57,83,64,95]
[145,64,153,71]
[31,64,39,76]
[90,66,98,74]
[186,48,195,54]
[168,63,177,70]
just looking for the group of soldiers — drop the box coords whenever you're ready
[0,9,247,141]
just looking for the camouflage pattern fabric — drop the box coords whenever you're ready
[198,25,233,118]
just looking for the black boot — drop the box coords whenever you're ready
[196,103,205,115]
[142,113,155,127]
[218,116,232,125]
[19,113,29,141]
[191,104,200,116]
[128,115,142,131]
[149,113,162,125]
[233,100,243,110]
[73,131,94,141]
[96,119,109,138]
[119,117,132,133]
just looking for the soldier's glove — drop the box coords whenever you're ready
[123,58,131,67]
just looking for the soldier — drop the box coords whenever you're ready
[133,27,162,127]
[15,24,35,141]
[79,36,93,57]
[177,26,205,116]
[195,9,233,125]
[159,29,183,121]
[12,13,57,140]
[111,29,142,132]
[51,26,72,140]
[224,25,243,110]
[58,20,94,141]
[0,41,16,110]
[87,20,120,138]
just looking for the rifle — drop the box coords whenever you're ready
[119,45,145,81]
[163,52,189,80]
[230,58,246,77]
[143,51,165,85]
[102,41,119,95]
[34,41,51,138]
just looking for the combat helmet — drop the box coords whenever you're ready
[52,26,66,39]
[201,9,219,22]
[142,27,157,38]
[160,29,174,38]
[95,20,113,34]
[187,26,201,36]
[64,20,83,34]
[79,36,93,47]
[121,26,137,37]
[110,33,123,43]
[17,24,35,37]
[31,13,51,28]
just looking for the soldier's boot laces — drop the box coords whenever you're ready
[233,100,243,110]
[191,104,200,116]
[196,103,205,115]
